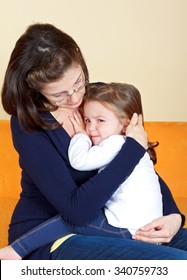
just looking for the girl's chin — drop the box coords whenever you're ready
[91,137,102,146]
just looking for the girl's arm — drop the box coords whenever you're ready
[68,109,125,170]
[68,134,125,171]
[132,176,185,244]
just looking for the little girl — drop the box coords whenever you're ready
[0,82,162,259]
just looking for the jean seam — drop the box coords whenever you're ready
[87,223,130,237]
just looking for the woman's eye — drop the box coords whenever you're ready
[75,78,82,85]
[54,92,67,99]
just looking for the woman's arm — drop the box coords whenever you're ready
[11,114,146,225]
[159,175,185,223]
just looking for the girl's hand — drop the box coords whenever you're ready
[132,214,182,244]
[126,113,148,149]
[69,110,87,135]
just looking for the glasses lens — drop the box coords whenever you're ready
[77,81,85,92]
[60,93,67,100]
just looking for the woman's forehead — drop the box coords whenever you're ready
[41,64,82,94]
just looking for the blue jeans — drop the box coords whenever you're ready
[11,209,131,257]
[11,208,187,259]
[50,228,187,260]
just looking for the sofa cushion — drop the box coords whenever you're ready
[0,120,186,248]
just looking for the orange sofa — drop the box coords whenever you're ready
[0,120,187,248]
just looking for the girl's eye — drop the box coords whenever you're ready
[84,119,90,123]
[98,119,104,122]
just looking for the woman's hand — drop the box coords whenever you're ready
[126,113,148,149]
[132,214,182,244]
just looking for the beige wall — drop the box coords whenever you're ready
[1,0,187,121]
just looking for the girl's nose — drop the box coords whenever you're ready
[87,122,96,132]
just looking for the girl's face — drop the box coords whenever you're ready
[40,64,87,110]
[84,100,126,145]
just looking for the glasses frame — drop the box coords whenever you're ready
[60,79,89,101]
[40,77,89,104]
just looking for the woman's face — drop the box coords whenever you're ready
[41,64,87,110]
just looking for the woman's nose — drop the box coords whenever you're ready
[69,91,80,102]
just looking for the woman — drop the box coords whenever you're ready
[1,23,187,260]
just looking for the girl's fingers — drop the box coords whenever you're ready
[73,110,82,123]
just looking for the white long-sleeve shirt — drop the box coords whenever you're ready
[68,133,163,234]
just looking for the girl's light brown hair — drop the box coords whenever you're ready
[85,83,159,164]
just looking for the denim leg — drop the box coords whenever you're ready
[50,234,187,260]
[11,209,130,258]
[11,214,73,257]
[73,209,132,238]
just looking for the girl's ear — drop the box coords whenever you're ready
[121,118,130,134]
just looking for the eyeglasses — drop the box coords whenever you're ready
[59,79,88,101]
[42,79,89,104]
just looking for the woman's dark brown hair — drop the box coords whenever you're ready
[1,23,89,131]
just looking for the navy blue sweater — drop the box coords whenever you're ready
[8,114,184,259]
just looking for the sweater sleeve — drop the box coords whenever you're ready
[159,176,186,227]
[11,117,146,225]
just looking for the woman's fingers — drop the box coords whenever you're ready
[126,114,147,149]
[129,113,143,126]
[137,114,143,125]
[132,214,182,244]
[132,233,164,244]
[129,113,138,126]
